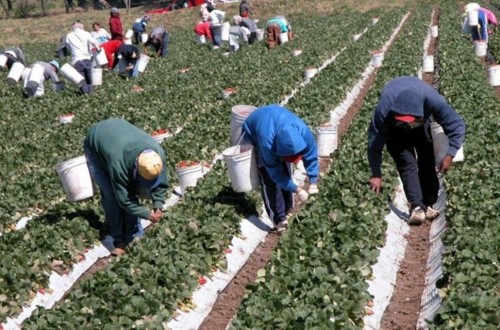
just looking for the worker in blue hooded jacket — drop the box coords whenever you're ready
[367,77,465,226]
[242,105,319,232]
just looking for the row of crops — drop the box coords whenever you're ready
[0,0,498,328]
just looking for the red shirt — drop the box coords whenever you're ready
[109,15,123,40]
[101,40,123,69]
[194,21,212,41]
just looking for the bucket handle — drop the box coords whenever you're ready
[233,132,246,155]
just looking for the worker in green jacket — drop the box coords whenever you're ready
[84,118,169,256]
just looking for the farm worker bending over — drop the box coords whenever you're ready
[480,6,498,35]
[91,22,111,45]
[113,43,141,77]
[233,15,258,45]
[84,118,169,256]
[65,20,100,94]
[242,104,319,232]
[367,76,465,225]
[23,60,61,97]
[208,6,226,49]
[144,26,170,57]
[132,15,151,44]
[265,15,293,49]
[109,7,124,41]
[239,0,254,18]
[194,9,212,44]
[1,46,27,70]
[100,39,123,70]
[462,3,488,41]
[228,16,251,52]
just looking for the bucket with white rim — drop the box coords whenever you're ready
[430,25,438,38]
[372,50,383,68]
[467,10,479,26]
[61,63,85,86]
[125,29,134,39]
[94,49,108,66]
[422,55,434,73]
[141,33,149,43]
[221,22,230,41]
[0,54,7,68]
[55,155,94,202]
[175,161,203,194]
[196,34,206,44]
[137,54,150,73]
[27,63,45,89]
[6,62,25,85]
[474,40,487,57]
[279,32,289,44]
[304,67,318,79]
[316,124,338,157]
[430,122,464,164]
[222,144,260,193]
[487,65,500,86]
[230,105,257,146]
[256,29,264,41]
[91,68,102,86]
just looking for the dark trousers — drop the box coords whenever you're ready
[74,59,93,94]
[386,123,439,212]
[258,163,294,225]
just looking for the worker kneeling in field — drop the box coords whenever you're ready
[84,118,169,256]
[112,43,141,77]
[265,15,293,49]
[144,26,170,57]
[367,76,465,226]
[242,105,319,232]
[0,46,28,70]
[23,60,62,97]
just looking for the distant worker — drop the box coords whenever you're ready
[1,46,27,70]
[23,60,61,97]
[84,118,169,256]
[229,16,251,52]
[239,0,254,18]
[367,76,466,225]
[144,26,170,57]
[462,3,488,41]
[132,15,151,44]
[65,20,100,94]
[480,6,498,35]
[265,15,293,49]
[194,7,212,44]
[234,15,258,44]
[91,22,112,45]
[100,39,123,70]
[113,43,141,77]
[242,104,319,232]
[109,7,124,41]
[55,35,69,62]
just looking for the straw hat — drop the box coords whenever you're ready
[137,150,163,180]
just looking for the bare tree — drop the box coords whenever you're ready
[0,0,14,17]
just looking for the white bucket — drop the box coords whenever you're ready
[221,22,230,41]
[124,38,132,45]
[61,63,85,87]
[91,68,102,86]
[316,124,338,157]
[430,25,438,38]
[223,145,260,193]
[430,122,464,164]
[55,155,94,202]
[27,63,45,89]
[372,51,383,68]
[230,105,257,146]
[137,54,150,73]
[279,32,289,44]
[196,34,207,44]
[141,33,149,43]
[125,29,134,39]
[6,62,25,85]
[353,34,361,41]
[467,10,479,26]
[256,29,264,41]
[94,49,108,66]
[0,54,7,68]
[21,67,31,82]
[304,67,318,79]
[176,162,203,194]
[488,65,500,86]
[474,40,487,57]
[422,55,434,73]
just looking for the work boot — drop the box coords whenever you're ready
[425,206,440,221]
[275,219,289,233]
[409,207,425,226]
[111,242,126,256]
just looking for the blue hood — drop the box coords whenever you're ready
[275,125,307,157]
[390,86,424,117]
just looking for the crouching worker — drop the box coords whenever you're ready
[144,26,170,57]
[265,15,293,49]
[1,46,28,70]
[242,104,319,232]
[112,43,140,77]
[84,118,169,256]
[24,60,62,97]
[100,39,123,70]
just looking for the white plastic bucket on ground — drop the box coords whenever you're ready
[125,29,134,39]
[137,54,150,73]
[91,68,102,86]
[230,105,257,146]
[6,62,25,85]
[467,10,479,26]
[430,25,438,38]
[94,49,108,66]
[474,40,487,57]
[61,63,85,87]
[488,65,500,86]
[372,51,383,68]
[0,54,7,68]
[423,55,434,73]
[27,63,45,89]
[176,162,203,194]
[292,49,302,56]
[55,155,94,202]
[256,29,264,41]
[221,22,230,41]
[316,124,338,157]
[196,34,207,44]
[141,33,148,43]
[279,32,289,44]
[431,122,464,163]
[124,38,132,45]
[304,67,318,79]
[223,145,260,193]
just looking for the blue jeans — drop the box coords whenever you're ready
[210,25,222,46]
[84,141,144,246]
[73,59,93,94]
[117,58,139,77]
[160,33,170,57]
[258,163,294,225]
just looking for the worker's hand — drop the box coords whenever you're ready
[148,209,163,223]
[296,187,309,202]
[307,183,318,195]
[437,154,453,175]
[369,177,382,194]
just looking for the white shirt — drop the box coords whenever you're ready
[91,28,111,45]
[66,28,100,65]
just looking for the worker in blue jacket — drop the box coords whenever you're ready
[367,76,465,225]
[242,105,319,232]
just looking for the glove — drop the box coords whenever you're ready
[308,183,318,195]
[297,188,309,202]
